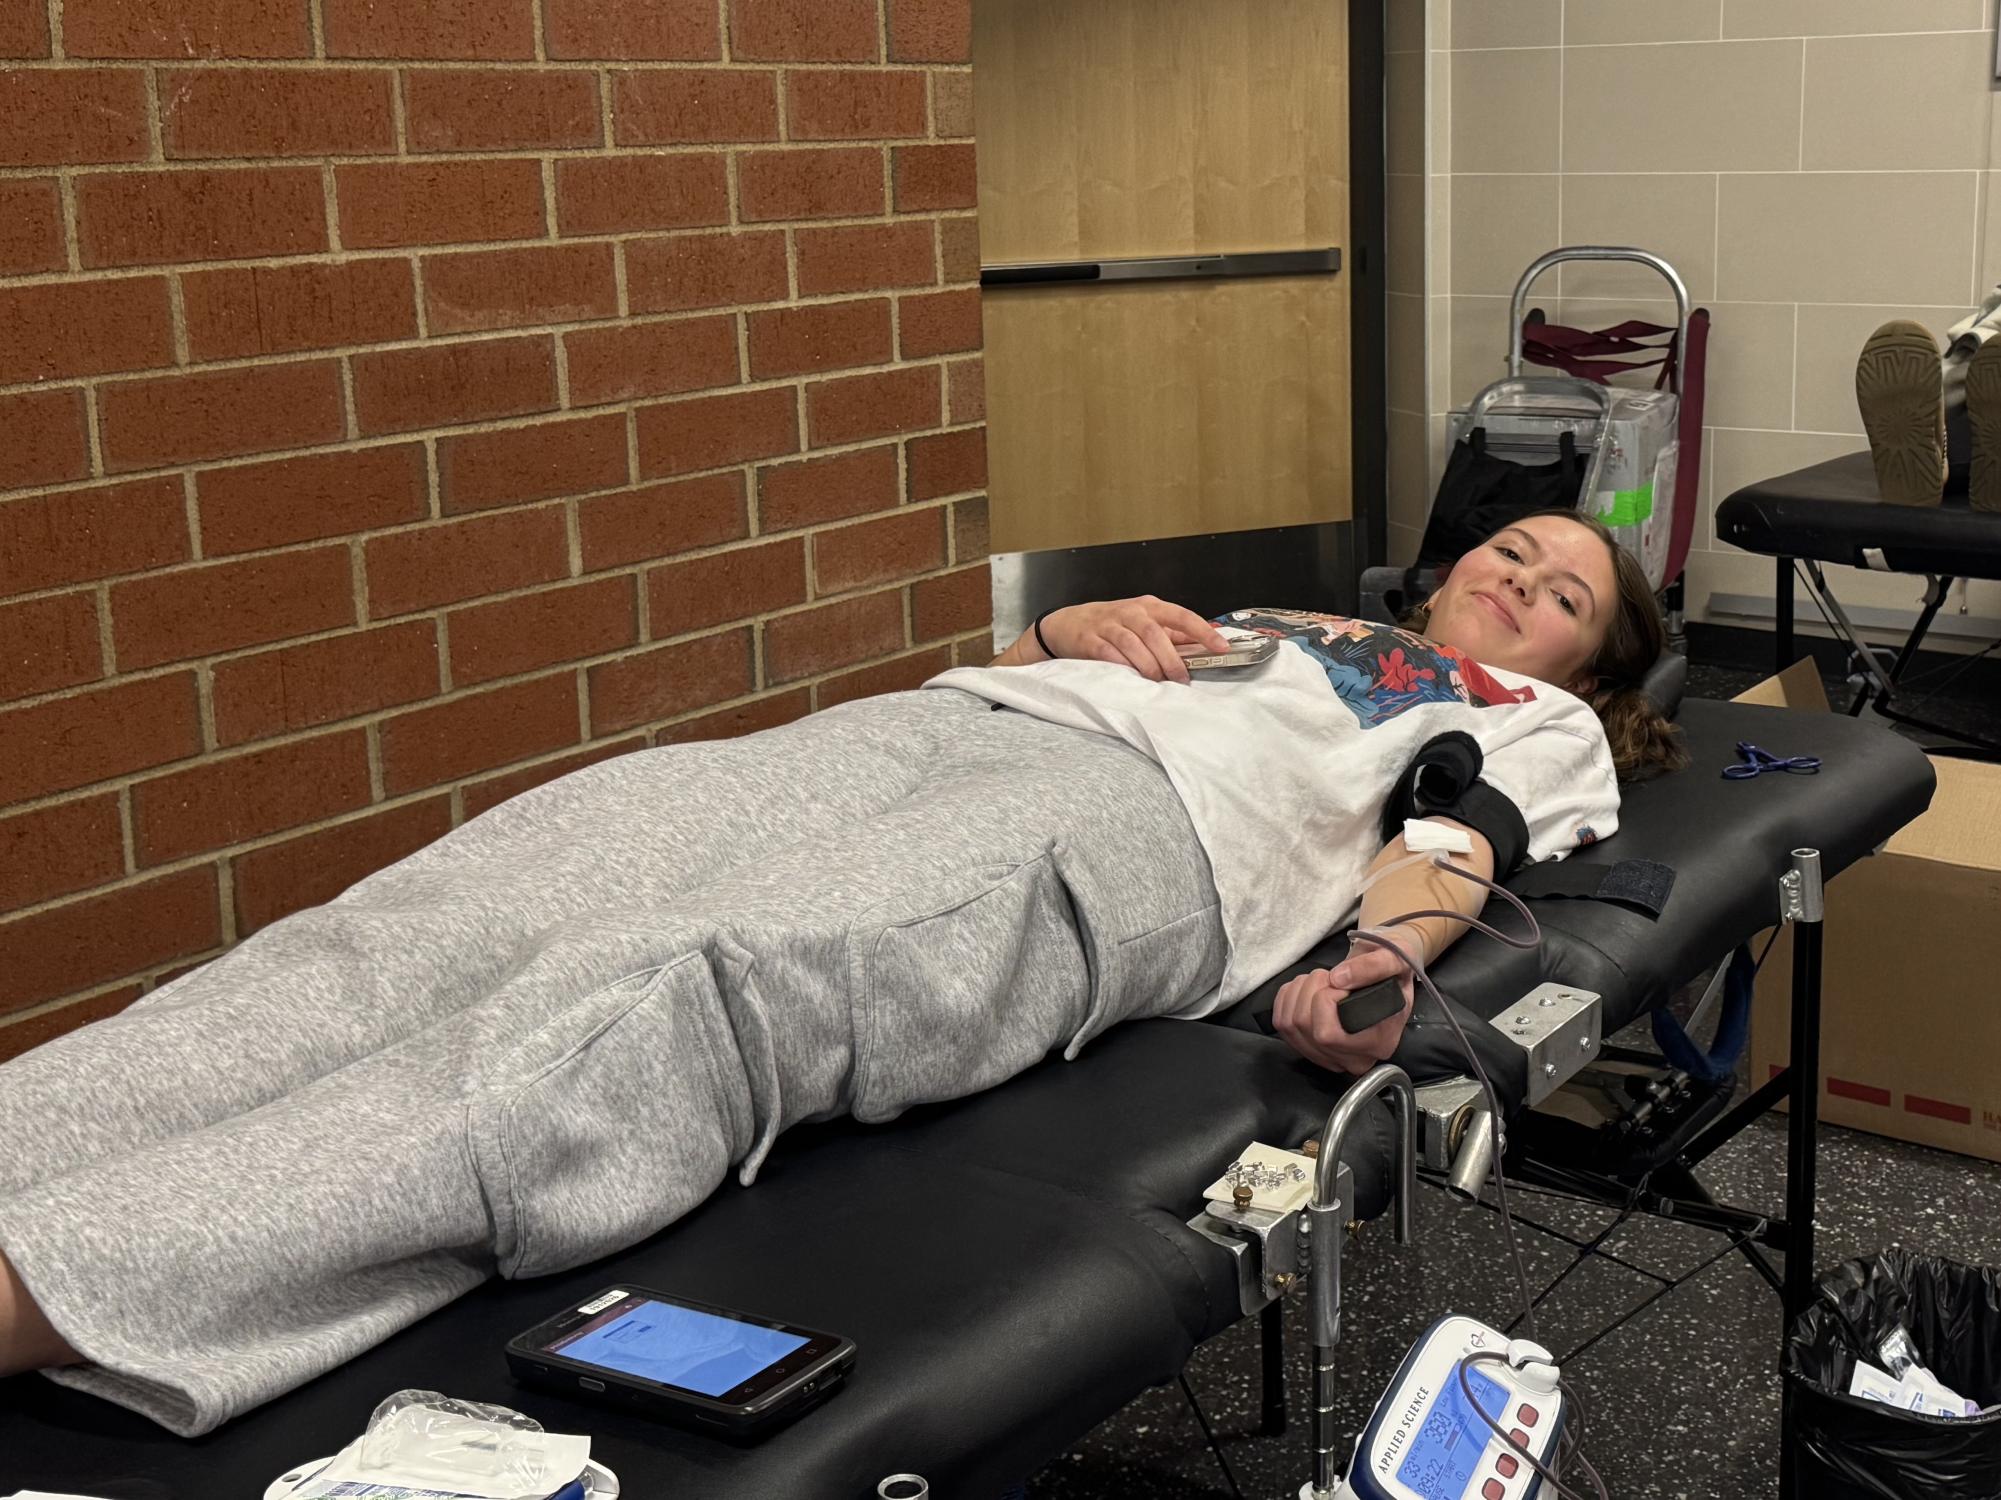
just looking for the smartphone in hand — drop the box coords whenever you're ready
[1176,629,1279,672]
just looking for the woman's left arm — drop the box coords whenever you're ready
[1273,820,1495,1076]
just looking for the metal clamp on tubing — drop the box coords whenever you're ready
[1304,1065,1417,1500]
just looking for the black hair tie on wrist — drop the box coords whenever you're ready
[1032,609,1058,661]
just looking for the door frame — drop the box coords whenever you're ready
[1348,0,1388,577]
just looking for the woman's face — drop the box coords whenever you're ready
[1422,515,1617,689]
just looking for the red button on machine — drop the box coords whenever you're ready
[1519,1404,1541,1427]
[1497,1455,1520,1478]
[1482,1482,1505,1500]
[1511,1428,1531,1450]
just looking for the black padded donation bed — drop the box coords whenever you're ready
[0,683,1936,1500]
[1718,448,2001,751]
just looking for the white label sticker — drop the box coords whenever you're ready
[578,1289,627,1315]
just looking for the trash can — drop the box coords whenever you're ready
[1784,1251,2001,1498]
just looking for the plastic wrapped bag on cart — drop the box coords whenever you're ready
[1442,383,1678,590]
[1586,386,1678,592]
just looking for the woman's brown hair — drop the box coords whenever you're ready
[1408,510,1691,781]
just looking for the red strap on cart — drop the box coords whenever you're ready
[1520,306,1711,586]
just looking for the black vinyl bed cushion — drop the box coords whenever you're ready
[1717,449,2001,579]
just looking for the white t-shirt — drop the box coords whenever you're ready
[927,610,1621,1013]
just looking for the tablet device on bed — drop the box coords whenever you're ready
[506,1286,855,1439]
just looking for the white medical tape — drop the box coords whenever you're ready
[1403,818,1474,855]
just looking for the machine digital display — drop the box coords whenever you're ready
[1395,1364,1510,1500]
[550,1297,810,1397]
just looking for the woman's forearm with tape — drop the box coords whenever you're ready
[1356,818,1496,969]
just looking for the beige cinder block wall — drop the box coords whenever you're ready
[1395,0,2001,636]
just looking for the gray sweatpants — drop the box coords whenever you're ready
[0,689,1225,1436]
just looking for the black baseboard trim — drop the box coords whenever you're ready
[1686,620,2001,700]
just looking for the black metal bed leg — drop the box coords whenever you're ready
[1259,1298,1287,1437]
[1779,850,1825,1500]
[1776,556,1795,672]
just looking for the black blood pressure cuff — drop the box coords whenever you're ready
[1379,731,1530,876]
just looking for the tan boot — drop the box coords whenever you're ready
[1965,337,2001,512]
[1855,320,1945,506]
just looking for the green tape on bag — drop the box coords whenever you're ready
[1603,486,1653,526]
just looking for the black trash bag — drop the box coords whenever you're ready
[1415,426,1586,573]
[1785,1250,2001,1499]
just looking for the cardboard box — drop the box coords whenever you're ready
[1746,667,2001,1163]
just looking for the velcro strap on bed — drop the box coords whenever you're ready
[1509,858,1675,918]
[1380,730,1530,876]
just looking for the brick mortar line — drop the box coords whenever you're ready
[551,325,572,406]
[563,496,584,574]
[216,859,237,945]
[0,214,984,287]
[181,470,201,558]
[142,67,164,162]
[26,338,968,404]
[409,253,430,337]
[622,410,642,504]
[116,785,135,873]
[0,525,985,737]
[165,274,190,364]
[0,409,984,556]
[633,560,651,645]
[348,537,370,625]
[0,622,999,931]
[0,129,958,183]
[390,68,408,151]
[320,162,343,251]
[0,58,962,72]
[364,722,384,800]
[43,0,60,61]
[56,169,79,270]
[434,613,452,692]
[91,580,114,674]
[339,357,359,438]
[422,436,440,517]
[194,661,216,750]
[309,0,326,61]
[80,382,103,476]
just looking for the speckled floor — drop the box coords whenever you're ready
[1028,1094,2001,1500]
[1028,628,2001,1500]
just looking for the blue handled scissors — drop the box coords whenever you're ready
[1723,741,1821,779]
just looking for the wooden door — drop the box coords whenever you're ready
[974,0,1352,555]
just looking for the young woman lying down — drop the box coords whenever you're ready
[0,509,1683,1435]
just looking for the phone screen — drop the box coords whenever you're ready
[547,1295,809,1397]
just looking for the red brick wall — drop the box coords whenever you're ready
[0,0,990,1059]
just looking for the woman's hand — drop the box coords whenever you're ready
[1039,597,1233,683]
[1272,928,1420,1077]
